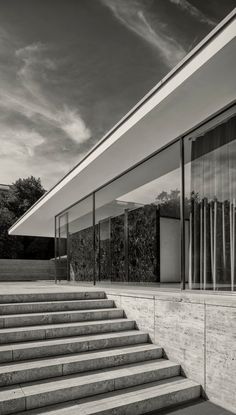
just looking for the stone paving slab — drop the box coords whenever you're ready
[147,399,235,414]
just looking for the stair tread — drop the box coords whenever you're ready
[15,377,200,415]
[0,344,161,373]
[0,360,180,398]
[0,299,110,307]
[0,308,120,319]
[0,330,145,352]
[0,299,113,315]
[0,292,106,304]
[0,291,201,415]
[0,318,131,334]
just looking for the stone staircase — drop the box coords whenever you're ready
[0,291,201,414]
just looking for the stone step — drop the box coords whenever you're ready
[0,308,123,328]
[14,377,201,415]
[0,344,163,386]
[0,330,148,363]
[0,291,106,304]
[0,360,181,414]
[0,299,114,315]
[0,318,135,344]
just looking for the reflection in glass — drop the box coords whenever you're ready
[95,141,181,285]
[185,115,236,291]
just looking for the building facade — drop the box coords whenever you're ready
[9,10,236,412]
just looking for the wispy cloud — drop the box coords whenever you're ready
[1,126,45,158]
[169,0,216,27]
[59,106,91,144]
[0,0,221,188]
[0,36,91,149]
[0,30,92,187]
[14,42,91,144]
[101,0,186,68]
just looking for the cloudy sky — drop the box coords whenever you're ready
[0,0,235,189]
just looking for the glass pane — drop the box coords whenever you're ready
[67,195,94,282]
[184,114,236,291]
[54,214,68,280]
[95,141,181,286]
[55,216,59,259]
[58,214,67,258]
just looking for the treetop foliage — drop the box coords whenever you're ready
[6,176,45,218]
[0,176,53,259]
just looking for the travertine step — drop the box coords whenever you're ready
[0,299,114,315]
[0,308,123,328]
[0,290,201,415]
[0,330,148,363]
[0,291,105,304]
[15,377,201,415]
[0,344,162,386]
[0,318,135,344]
[0,360,181,414]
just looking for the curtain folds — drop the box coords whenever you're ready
[189,115,236,290]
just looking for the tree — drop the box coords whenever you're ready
[6,176,45,218]
[155,189,181,218]
[0,176,54,259]
[0,206,24,258]
[155,189,191,218]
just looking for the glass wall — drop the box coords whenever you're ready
[95,141,182,285]
[55,213,68,280]
[67,195,94,283]
[58,214,68,259]
[184,113,236,291]
[55,107,235,291]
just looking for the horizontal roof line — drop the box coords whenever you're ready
[8,8,236,233]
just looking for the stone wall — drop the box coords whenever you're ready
[68,225,99,282]
[69,204,160,283]
[106,289,236,413]
[110,215,126,281]
[0,259,55,280]
[128,205,159,283]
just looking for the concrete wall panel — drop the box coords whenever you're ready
[120,295,155,341]
[154,298,205,385]
[100,288,236,412]
[205,304,236,412]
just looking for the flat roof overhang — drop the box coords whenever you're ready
[9,10,236,238]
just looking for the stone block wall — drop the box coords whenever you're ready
[106,289,236,413]
[69,205,160,283]
[0,259,55,280]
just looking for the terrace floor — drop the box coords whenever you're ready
[0,279,235,305]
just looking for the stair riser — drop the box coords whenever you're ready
[0,333,148,363]
[0,309,123,328]
[0,292,105,304]
[0,300,114,315]
[0,396,25,415]
[2,365,180,413]
[0,382,201,415]
[79,386,201,415]
[0,320,135,344]
[0,348,162,386]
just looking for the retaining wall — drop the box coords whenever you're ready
[105,288,236,413]
[0,259,55,281]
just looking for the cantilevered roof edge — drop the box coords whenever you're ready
[9,8,236,234]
